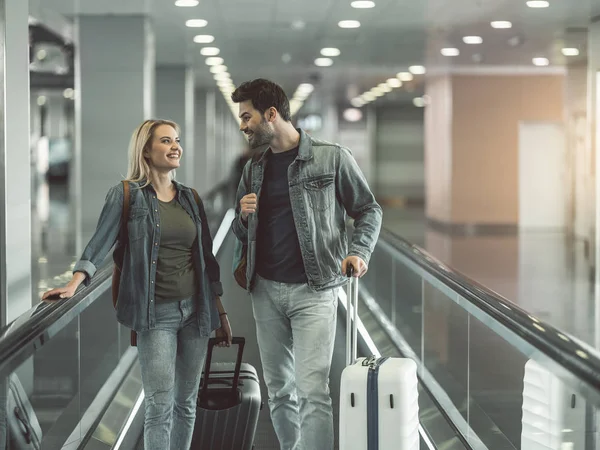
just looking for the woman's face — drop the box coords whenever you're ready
[144,124,182,172]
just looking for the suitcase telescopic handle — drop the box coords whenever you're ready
[201,336,245,399]
[346,265,359,367]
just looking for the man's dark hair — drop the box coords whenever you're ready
[231,78,291,122]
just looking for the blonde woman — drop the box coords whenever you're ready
[42,119,232,450]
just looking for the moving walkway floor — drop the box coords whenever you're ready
[135,230,428,449]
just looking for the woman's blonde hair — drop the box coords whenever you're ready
[125,119,181,186]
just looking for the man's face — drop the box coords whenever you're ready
[238,100,274,149]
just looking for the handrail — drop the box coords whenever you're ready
[380,227,600,391]
[0,262,113,375]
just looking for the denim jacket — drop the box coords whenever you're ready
[232,129,383,291]
[73,180,223,334]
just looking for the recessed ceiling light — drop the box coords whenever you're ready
[562,48,580,56]
[321,47,341,57]
[363,92,376,101]
[532,57,549,66]
[193,35,215,44]
[351,0,375,8]
[210,64,228,74]
[315,57,334,67]
[201,47,220,56]
[526,0,549,7]
[387,78,402,88]
[343,108,363,122]
[338,20,361,29]
[397,72,414,82]
[441,47,460,56]
[377,83,392,93]
[186,19,207,27]
[408,65,426,75]
[371,88,385,97]
[297,83,315,93]
[213,72,230,81]
[350,98,365,107]
[463,36,483,44]
[175,0,199,6]
[413,97,426,108]
[205,57,224,66]
[491,21,512,29]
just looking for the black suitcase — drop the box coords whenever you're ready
[191,337,262,450]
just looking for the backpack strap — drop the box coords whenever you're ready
[191,188,203,210]
[120,181,130,244]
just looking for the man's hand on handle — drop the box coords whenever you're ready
[240,193,257,221]
[342,256,368,278]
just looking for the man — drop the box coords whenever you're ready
[231,78,382,450]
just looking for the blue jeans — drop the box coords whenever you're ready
[137,297,209,450]
[251,275,338,450]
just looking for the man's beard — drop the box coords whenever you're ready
[248,121,274,149]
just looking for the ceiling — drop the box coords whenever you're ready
[36,0,599,105]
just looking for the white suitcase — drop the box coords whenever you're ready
[339,267,420,450]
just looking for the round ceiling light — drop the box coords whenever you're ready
[343,108,363,122]
[186,19,207,27]
[321,47,341,57]
[351,1,375,8]
[193,35,215,44]
[338,20,361,29]
[175,0,199,6]
[205,57,224,66]
[315,57,334,67]
[200,47,220,56]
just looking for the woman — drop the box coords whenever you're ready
[42,119,232,450]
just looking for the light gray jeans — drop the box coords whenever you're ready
[251,274,338,450]
[136,297,209,450]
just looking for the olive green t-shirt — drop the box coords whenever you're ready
[155,198,199,302]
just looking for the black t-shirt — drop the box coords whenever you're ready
[256,147,307,283]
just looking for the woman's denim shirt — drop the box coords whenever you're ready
[73,180,223,334]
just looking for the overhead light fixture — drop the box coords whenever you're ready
[377,83,392,93]
[491,21,512,29]
[315,57,334,67]
[363,92,376,101]
[338,20,361,29]
[205,57,224,66]
[371,88,385,97]
[63,88,74,99]
[186,19,207,27]
[441,48,460,56]
[532,57,549,66]
[201,47,220,56]
[343,108,363,122]
[387,78,402,88]
[351,0,375,8]
[408,65,426,75]
[463,36,483,44]
[297,83,314,94]
[526,0,549,7]
[562,48,580,56]
[37,95,47,106]
[175,0,199,6]
[397,72,414,82]
[193,35,215,44]
[213,72,230,81]
[321,47,341,57]
[210,64,228,73]
[413,97,426,108]
[350,98,365,107]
